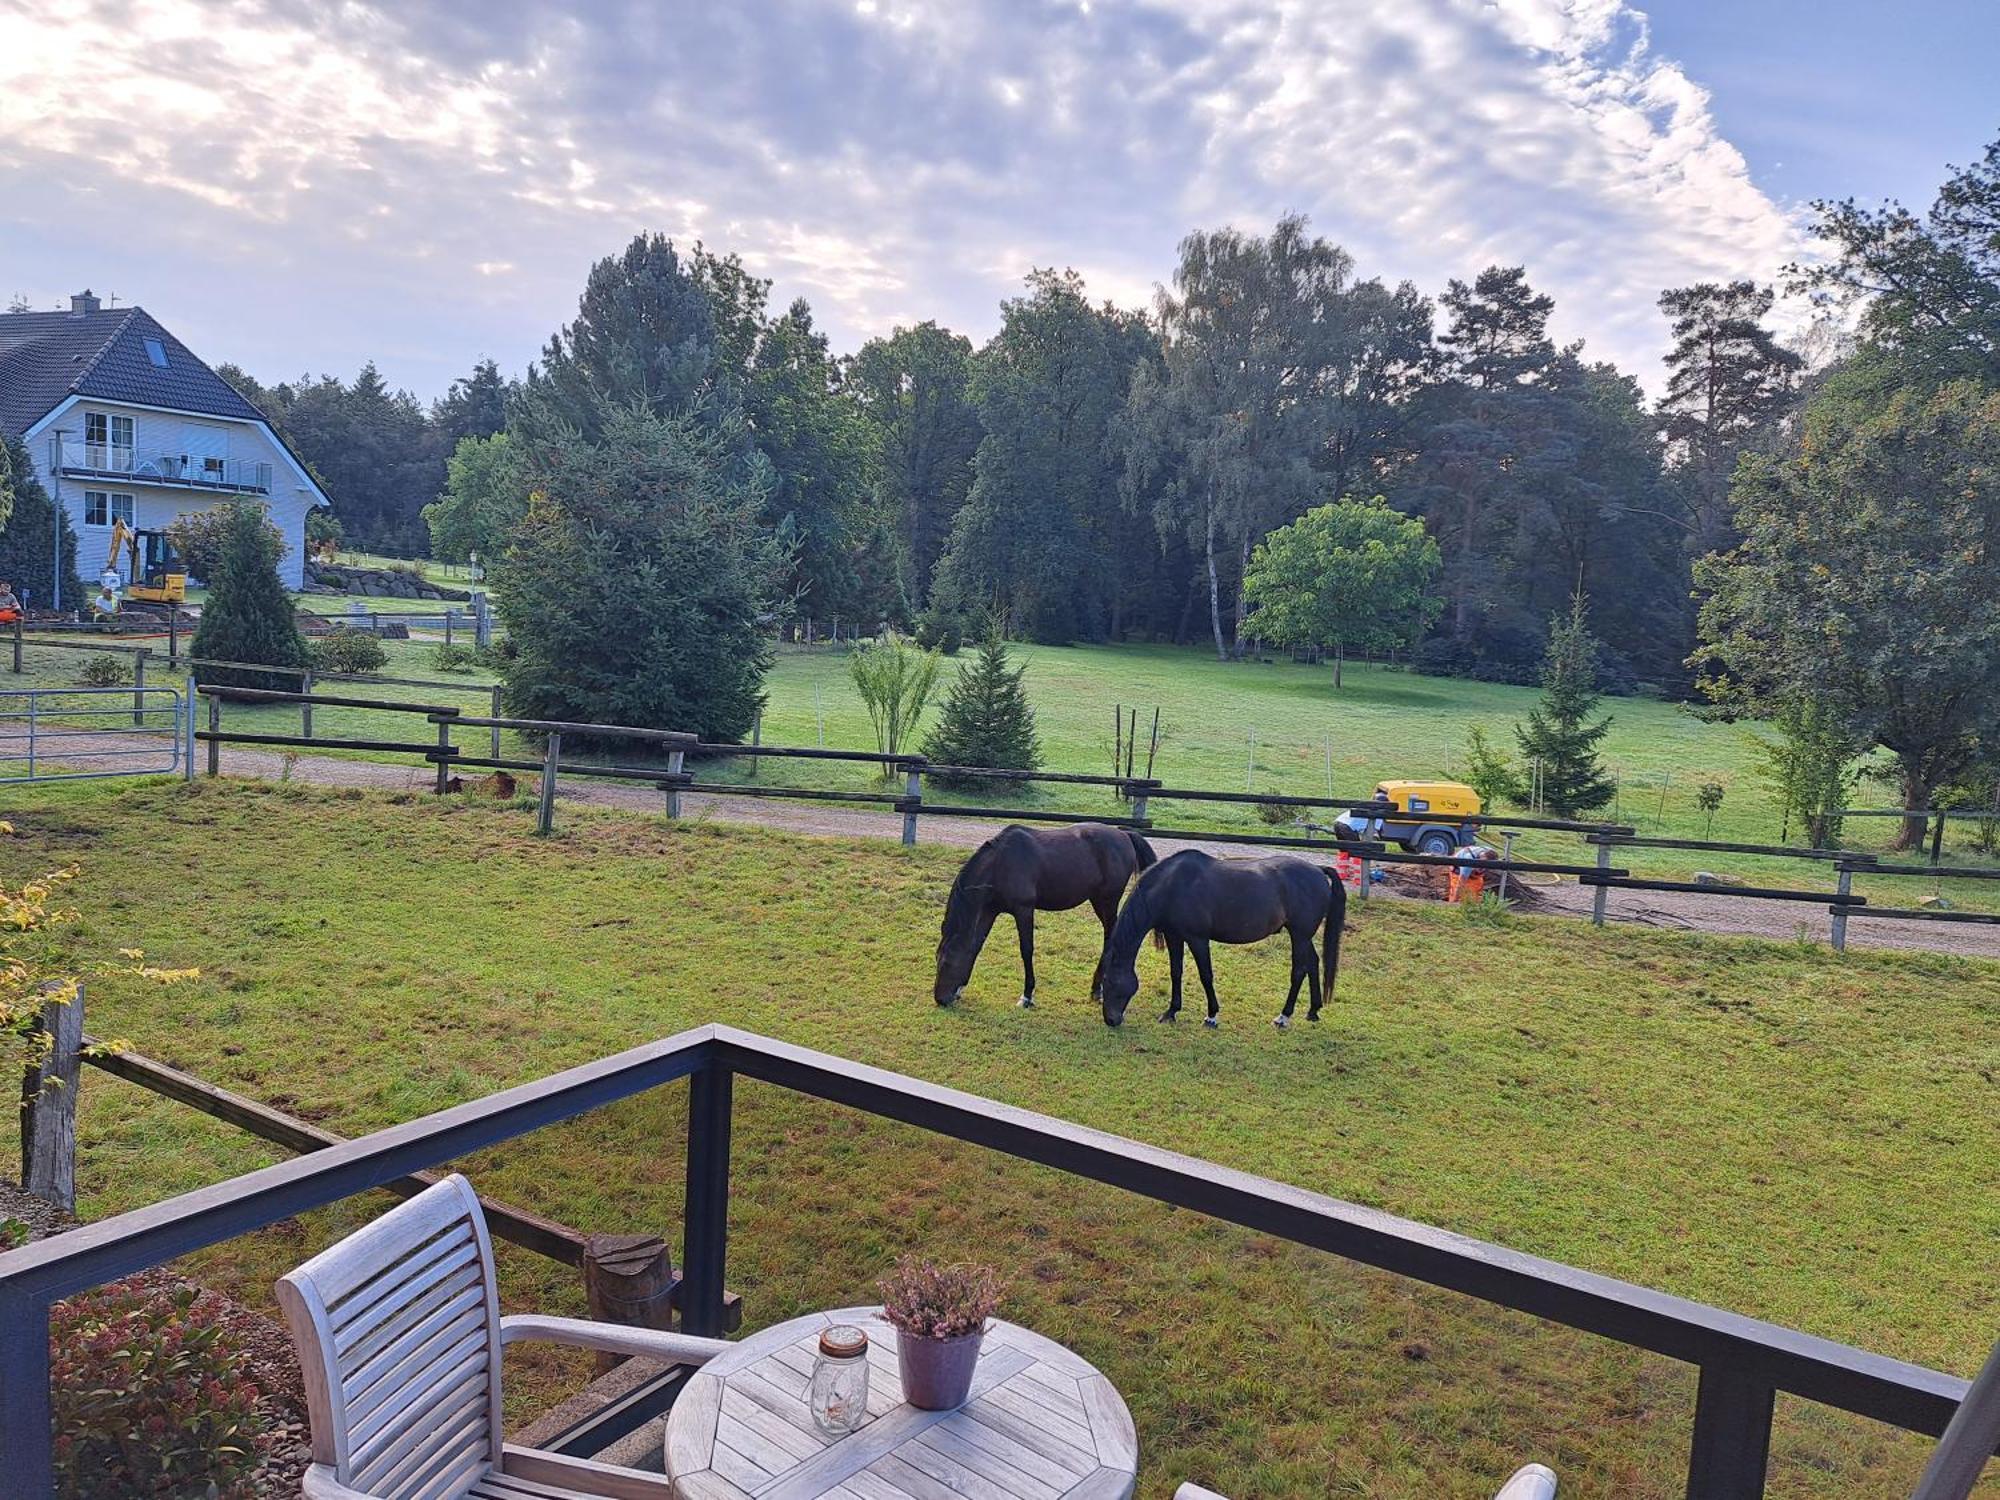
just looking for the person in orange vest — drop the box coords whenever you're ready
[0,580,19,626]
[1447,843,1496,903]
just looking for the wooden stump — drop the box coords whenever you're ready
[582,1232,677,1373]
[19,984,82,1211]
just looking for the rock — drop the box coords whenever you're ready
[1692,871,1746,888]
[1919,894,1955,910]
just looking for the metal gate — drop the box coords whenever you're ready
[0,687,186,783]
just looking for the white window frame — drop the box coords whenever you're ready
[81,491,133,527]
[109,493,134,527]
[82,412,134,471]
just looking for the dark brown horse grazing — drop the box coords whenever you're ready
[935,824,1158,1008]
[1100,849,1345,1029]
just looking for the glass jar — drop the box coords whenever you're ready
[810,1325,871,1436]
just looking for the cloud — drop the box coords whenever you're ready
[0,0,1807,395]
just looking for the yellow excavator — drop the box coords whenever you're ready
[104,518,188,605]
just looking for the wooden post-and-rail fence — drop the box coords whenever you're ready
[14,986,740,1332]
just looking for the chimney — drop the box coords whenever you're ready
[70,289,101,316]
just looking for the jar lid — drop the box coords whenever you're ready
[819,1324,869,1359]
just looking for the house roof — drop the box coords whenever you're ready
[0,305,267,438]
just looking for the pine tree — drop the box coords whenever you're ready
[1515,596,1614,817]
[190,501,309,691]
[0,436,85,610]
[922,625,1041,789]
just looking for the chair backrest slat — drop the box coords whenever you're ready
[275,1175,505,1498]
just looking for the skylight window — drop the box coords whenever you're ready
[143,337,167,367]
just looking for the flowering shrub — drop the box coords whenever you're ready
[878,1255,1005,1341]
[51,1278,268,1498]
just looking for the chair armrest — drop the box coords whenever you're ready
[1493,1463,1558,1500]
[499,1313,733,1365]
[302,1464,386,1499]
[1175,1485,1230,1500]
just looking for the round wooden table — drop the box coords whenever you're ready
[664,1305,1139,1500]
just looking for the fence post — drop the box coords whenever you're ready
[301,669,314,741]
[748,710,760,780]
[0,1287,54,1500]
[1684,1366,1773,1500]
[25,690,35,780]
[434,715,453,794]
[183,676,196,781]
[902,759,923,846]
[537,731,562,835]
[444,610,454,649]
[1130,784,1150,824]
[10,612,20,673]
[681,1061,733,1339]
[19,982,82,1211]
[490,684,502,761]
[1356,848,1370,903]
[131,647,147,726]
[1497,831,1516,904]
[1831,864,1853,952]
[1931,811,1946,865]
[168,606,178,663]
[666,745,686,819]
[206,692,220,776]
[1591,839,1611,926]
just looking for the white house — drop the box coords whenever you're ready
[0,290,324,607]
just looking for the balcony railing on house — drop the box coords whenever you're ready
[0,1024,1993,1500]
[51,439,272,495]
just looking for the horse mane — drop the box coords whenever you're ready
[1107,869,1158,959]
[940,845,992,944]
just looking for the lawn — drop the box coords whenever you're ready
[3,779,1995,1497]
[12,629,2000,911]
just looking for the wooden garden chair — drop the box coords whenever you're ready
[1176,1463,1557,1499]
[276,1173,730,1500]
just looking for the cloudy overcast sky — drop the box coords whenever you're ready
[2,0,1993,399]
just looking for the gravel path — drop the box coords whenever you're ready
[21,730,2000,959]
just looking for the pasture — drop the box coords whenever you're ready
[3,778,1995,1496]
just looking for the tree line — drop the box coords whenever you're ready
[225,221,1805,697]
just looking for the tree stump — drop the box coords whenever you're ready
[582,1233,677,1373]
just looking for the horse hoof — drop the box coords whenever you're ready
[1016,995,1035,1009]
[1203,1016,1219,1029]
[1272,1015,1288,1029]
[1158,1011,1177,1024]
[1307,1011,1321,1023]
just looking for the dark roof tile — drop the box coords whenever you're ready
[0,306,266,438]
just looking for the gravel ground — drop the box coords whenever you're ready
[20,729,2000,959]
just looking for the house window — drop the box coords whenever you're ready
[142,337,168,367]
[82,492,133,527]
[82,412,134,470]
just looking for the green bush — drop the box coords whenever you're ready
[922,628,1038,789]
[51,1277,267,1498]
[310,629,388,675]
[431,642,478,672]
[190,501,309,692]
[77,654,127,687]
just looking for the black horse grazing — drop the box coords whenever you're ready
[1100,849,1346,1029]
[935,824,1158,1008]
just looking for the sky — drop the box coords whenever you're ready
[0,0,1993,402]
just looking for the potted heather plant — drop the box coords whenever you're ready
[877,1254,1004,1410]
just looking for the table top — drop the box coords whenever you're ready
[664,1305,1139,1500]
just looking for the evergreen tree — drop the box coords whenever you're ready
[190,501,309,691]
[1515,596,1615,817]
[922,624,1042,788]
[494,407,778,744]
[0,437,84,610]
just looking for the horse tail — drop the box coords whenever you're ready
[1125,830,1159,875]
[1321,867,1347,1001]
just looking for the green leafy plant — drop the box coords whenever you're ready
[0,1216,28,1250]
[51,1278,268,1498]
[877,1255,1005,1341]
[430,642,478,673]
[309,629,388,676]
[1696,780,1725,839]
[1254,797,1295,827]
[850,631,941,776]
[1462,725,1521,810]
[77,654,126,688]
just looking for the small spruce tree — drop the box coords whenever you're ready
[190,501,308,691]
[922,624,1041,789]
[1515,596,1615,817]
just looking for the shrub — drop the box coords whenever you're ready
[0,1217,27,1250]
[431,642,478,673]
[309,629,387,676]
[190,501,308,692]
[850,631,941,774]
[1462,725,1521,810]
[913,600,967,656]
[77,654,126,687]
[51,1278,267,1499]
[877,1255,1005,1341]
[1254,797,1295,827]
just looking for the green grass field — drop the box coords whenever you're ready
[12,629,2000,910]
[3,780,1994,1496]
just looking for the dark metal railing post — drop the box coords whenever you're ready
[1685,1366,1774,1499]
[681,1062,733,1338]
[0,1286,54,1500]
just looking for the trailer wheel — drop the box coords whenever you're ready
[1416,828,1456,856]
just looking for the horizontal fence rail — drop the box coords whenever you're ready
[0,1025,1989,1500]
